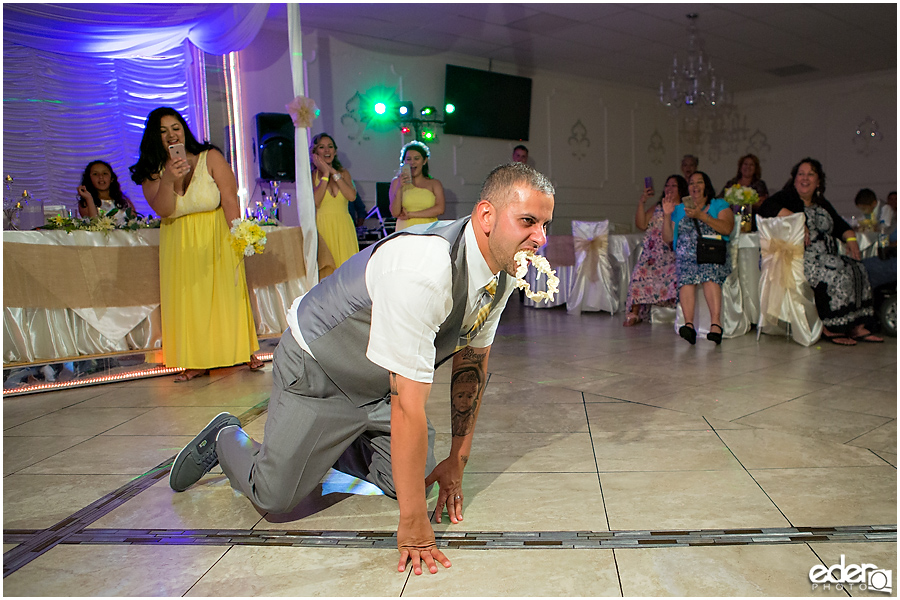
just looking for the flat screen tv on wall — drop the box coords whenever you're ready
[442,64,532,141]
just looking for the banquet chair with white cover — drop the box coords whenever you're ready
[567,220,618,315]
[675,216,750,339]
[756,212,823,346]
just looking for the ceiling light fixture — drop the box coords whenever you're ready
[659,14,724,109]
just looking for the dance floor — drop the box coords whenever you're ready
[3,301,896,596]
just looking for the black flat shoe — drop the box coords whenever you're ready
[679,323,697,345]
[707,323,723,345]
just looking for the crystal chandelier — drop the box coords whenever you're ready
[659,14,724,109]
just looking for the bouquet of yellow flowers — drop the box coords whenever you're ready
[724,184,759,206]
[230,218,267,257]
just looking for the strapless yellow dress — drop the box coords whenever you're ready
[395,185,438,231]
[315,179,359,268]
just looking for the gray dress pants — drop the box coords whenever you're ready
[217,331,437,513]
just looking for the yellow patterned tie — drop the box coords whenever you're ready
[457,277,498,350]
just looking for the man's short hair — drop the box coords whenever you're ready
[480,162,554,209]
[682,154,698,166]
[513,144,529,154]
[855,188,878,206]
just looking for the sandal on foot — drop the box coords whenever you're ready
[826,336,857,346]
[707,323,723,345]
[678,323,697,345]
[248,355,265,371]
[623,314,642,327]
[854,334,884,343]
[174,369,210,383]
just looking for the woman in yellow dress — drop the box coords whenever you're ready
[130,107,261,382]
[311,133,359,269]
[389,140,445,230]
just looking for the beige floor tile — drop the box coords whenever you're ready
[734,401,893,444]
[843,420,896,455]
[401,548,621,596]
[871,450,896,467]
[3,435,92,475]
[718,428,887,469]
[426,400,589,435]
[4,544,17,552]
[751,466,897,526]
[808,542,897,597]
[585,401,746,432]
[92,477,265,530]
[485,380,593,404]
[616,544,845,596]
[592,429,743,472]
[491,359,621,386]
[434,432,598,473]
[185,546,405,596]
[79,376,270,408]
[643,376,832,421]
[19,435,190,475]
[4,406,153,437]
[840,372,898,393]
[101,406,250,436]
[433,472,609,531]
[2,386,113,430]
[793,386,898,419]
[574,374,698,400]
[3,473,134,529]
[759,358,881,386]
[3,545,228,597]
[601,470,790,531]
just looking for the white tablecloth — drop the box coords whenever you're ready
[4,227,307,364]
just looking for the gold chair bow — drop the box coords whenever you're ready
[572,234,609,282]
[759,237,804,320]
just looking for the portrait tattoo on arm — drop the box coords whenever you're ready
[450,364,486,437]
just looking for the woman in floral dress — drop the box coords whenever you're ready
[623,174,688,326]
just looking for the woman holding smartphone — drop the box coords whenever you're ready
[662,171,734,345]
[389,140,445,231]
[623,174,688,326]
[310,132,359,268]
[129,107,261,381]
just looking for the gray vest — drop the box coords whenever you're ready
[296,217,508,406]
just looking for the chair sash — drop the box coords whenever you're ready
[572,234,609,283]
[567,220,618,315]
[756,212,822,346]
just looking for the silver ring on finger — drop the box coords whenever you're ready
[455,495,461,500]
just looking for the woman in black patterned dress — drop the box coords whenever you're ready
[758,158,882,346]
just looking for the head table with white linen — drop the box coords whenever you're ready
[3,226,311,365]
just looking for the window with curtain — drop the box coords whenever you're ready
[2,40,191,217]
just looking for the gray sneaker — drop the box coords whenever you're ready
[169,412,240,492]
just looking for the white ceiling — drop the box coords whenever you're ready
[277,3,897,93]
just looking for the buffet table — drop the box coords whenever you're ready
[3,227,309,365]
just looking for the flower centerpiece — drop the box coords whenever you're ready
[514,250,559,303]
[42,213,160,233]
[724,185,760,232]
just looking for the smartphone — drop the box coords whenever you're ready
[644,176,653,189]
[682,195,694,210]
[168,143,187,163]
[401,165,411,180]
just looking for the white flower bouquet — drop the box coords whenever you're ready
[724,184,760,206]
[230,218,267,257]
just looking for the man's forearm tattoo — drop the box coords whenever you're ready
[390,372,399,397]
[450,348,488,437]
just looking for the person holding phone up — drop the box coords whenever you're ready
[389,140,445,231]
[310,132,359,269]
[661,171,734,345]
[129,107,262,382]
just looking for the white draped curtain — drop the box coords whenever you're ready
[3,3,268,217]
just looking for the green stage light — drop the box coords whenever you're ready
[420,106,435,116]
[444,103,455,114]
[374,102,387,115]
[421,128,436,142]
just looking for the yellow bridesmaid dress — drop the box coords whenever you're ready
[315,176,359,268]
[158,150,259,369]
[395,185,438,231]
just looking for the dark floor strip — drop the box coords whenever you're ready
[2,403,268,578]
[5,525,895,551]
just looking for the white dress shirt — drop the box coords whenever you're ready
[287,221,513,383]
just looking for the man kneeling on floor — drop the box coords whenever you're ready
[170,163,555,575]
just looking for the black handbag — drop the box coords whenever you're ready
[693,218,727,265]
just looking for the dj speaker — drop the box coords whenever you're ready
[256,113,295,181]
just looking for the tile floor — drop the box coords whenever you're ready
[3,301,897,596]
